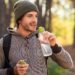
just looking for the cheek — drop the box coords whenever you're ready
[23,19,31,25]
[21,20,28,26]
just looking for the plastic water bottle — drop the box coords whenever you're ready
[41,43,52,57]
[38,26,52,57]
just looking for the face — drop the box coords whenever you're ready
[18,11,38,32]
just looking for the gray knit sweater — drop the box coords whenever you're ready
[0,30,73,75]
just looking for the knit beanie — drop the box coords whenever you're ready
[14,0,39,23]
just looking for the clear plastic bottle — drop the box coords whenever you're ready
[38,26,52,57]
[41,43,52,57]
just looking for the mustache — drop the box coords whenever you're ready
[30,22,37,26]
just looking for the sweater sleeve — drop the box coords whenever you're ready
[0,38,14,75]
[50,44,73,69]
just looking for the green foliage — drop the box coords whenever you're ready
[51,14,74,45]
[47,59,69,75]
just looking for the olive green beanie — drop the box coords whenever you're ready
[14,0,39,23]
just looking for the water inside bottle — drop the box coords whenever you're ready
[41,43,52,57]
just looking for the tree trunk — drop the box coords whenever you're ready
[0,0,13,38]
[35,0,42,27]
[46,0,52,32]
[6,0,13,27]
[35,0,52,30]
[0,0,6,37]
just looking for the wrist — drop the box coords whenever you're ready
[51,44,61,53]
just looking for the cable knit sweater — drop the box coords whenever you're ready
[0,31,73,75]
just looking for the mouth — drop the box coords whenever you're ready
[31,24,37,28]
[29,23,37,30]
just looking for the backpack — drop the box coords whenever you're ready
[3,34,12,68]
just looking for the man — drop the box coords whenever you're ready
[0,0,73,75]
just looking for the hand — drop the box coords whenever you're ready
[14,61,29,75]
[38,31,57,46]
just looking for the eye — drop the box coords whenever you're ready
[26,13,38,19]
[36,15,38,18]
[27,14,32,18]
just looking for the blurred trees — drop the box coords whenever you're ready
[35,0,74,45]
[35,0,52,31]
[51,0,74,45]
[72,0,75,47]
[0,0,74,45]
[0,0,13,37]
[46,0,52,31]
[0,0,5,37]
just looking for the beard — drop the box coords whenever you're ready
[23,23,37,32]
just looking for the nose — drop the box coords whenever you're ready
[32,16,38,24]
[33,16,37,22]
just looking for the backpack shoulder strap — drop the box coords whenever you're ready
[3,34,12,68]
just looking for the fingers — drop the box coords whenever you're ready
[38,31,57,46]
[17,64,29,74]
[39,31,51,44]
[42,31,56,45]
[48,33,56,46]
[48,34,56,41]
[14,63,29,75]
[16,64,29,70]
